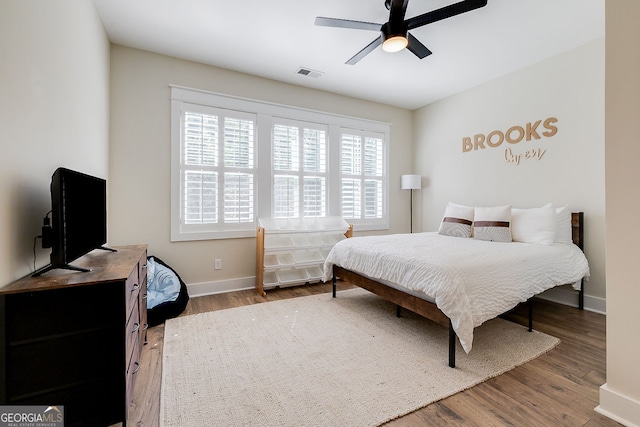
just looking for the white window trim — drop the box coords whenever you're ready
[170,85,390,241]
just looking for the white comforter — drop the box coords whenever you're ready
[322,232,589,353]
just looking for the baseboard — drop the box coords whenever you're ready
[187,276,256,297]
[187,277,607,313]
[596,383,640,427]
[186,277,324,297]
[535,286,606,314]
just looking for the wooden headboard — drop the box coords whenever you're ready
[571,212,584,251]
[571,211,585,310]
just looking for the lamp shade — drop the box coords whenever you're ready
[401,174,422,190]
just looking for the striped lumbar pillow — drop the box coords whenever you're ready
[438,202,474,238]
[473,205,512,242]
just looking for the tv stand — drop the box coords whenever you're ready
[31,246,119,277]
[1,245,148,427]
[31,262,90,277]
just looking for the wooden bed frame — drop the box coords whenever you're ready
[332,212,585,368]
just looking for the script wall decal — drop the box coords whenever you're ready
[462,117,558,165]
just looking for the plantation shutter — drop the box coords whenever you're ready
[272,121,327,219]
[340,134,362,219]
[363,136,383,219]
[182,107,255,231]
[341,130,384,221]
[184,112,218,224]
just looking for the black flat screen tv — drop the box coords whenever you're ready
[33,167,114,276]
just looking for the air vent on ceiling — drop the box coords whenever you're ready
[296,67,324,78]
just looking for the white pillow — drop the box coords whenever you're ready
[473,205,512,242]
[438,202,474,238]
[553,204,572,244]
[511,205,556,245]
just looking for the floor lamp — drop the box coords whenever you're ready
[401,174,422,233]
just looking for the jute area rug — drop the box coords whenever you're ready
[161,288,559,426]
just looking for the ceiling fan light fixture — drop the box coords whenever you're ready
[316,0,488,64]
[382,35,408,52]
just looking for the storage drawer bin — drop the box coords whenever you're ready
[305,235,325,246]
[323,234,345,245]
[275,218,309,232]
[277,269,309,285]
[293,250,323,265]
[290,235,309,247]
[277,253,295,266]
[263,272,278,288]
[264,235,294,249]
[306,266,323,282]
[263,254,279,269]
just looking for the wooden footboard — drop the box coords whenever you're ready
[333,267,449,327]
[332,266,458,367]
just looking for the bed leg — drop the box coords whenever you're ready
[332,274,337,298]
[579,278,584,310]
[396,305,401,317]
[449,320,456,368]
[528,299,533,332]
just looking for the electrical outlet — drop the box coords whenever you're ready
[214,258,222,270]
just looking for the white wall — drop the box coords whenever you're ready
[108,45,413,292]
[412,39,606,309]
[0,0,110,285]
[596,2,640,425]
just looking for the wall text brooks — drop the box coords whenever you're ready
[462,117,558,165]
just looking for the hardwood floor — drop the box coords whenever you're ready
[126,282,620,426]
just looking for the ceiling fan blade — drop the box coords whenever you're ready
[406,0,487,30]
[346,37,383,65]
[406,33,432,59]
[315,17,381,31]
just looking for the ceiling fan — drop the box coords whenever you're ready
[315,0,488,65]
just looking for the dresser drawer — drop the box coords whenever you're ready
[126,336,141,408]
[138,251,148,284]
[137,250,149,343]
[139,283,148,344]
[126,267,141,317]
[126,301,140,364]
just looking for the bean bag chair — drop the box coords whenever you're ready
[146,256,189,327]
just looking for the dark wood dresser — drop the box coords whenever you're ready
[0,245,148,427]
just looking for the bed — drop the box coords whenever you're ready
[322,210,589,368]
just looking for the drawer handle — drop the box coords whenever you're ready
[142,323,149,331]
[131,322,140,334]
[142,293,147,300]
[131,283,140,292]
[132,362,140,375]
[142,263,147,270]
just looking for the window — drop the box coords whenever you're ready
[184,112,255,225]
[341,130,385,224]
[171,86,389,241]
[272,120,327,219]
[172,101,256,240]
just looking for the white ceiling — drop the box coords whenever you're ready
[93,0,604,110]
